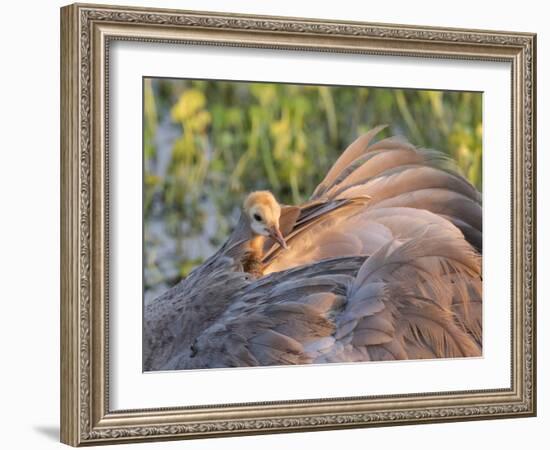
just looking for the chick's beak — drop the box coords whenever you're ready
[269,226,288,249]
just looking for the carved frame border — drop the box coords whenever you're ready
[60,3,536,446]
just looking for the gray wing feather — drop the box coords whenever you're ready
[311,125,387,198]
[147,128,483,370]
[168,223,481,369]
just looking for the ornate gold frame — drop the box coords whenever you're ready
[60,2,536,446]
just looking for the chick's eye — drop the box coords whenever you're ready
[253,213,262,222]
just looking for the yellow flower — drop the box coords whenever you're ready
[171,90,207,123]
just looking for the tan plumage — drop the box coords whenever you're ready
[144,127,482,371]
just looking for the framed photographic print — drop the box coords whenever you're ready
[60,3,537,446]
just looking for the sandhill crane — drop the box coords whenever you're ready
[144,126,482,371]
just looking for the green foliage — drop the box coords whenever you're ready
[143,78,482,295]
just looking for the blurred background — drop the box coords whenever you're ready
[143,78,482,302]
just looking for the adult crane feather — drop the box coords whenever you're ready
[144,127,482,371]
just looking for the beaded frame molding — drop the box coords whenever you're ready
[60,3,536,446]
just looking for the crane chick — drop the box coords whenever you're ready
[242,191,288,276]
